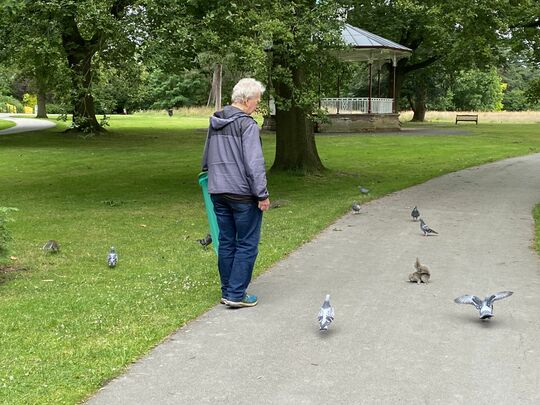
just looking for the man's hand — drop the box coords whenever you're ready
[258,198,270,212]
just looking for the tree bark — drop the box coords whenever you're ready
[66,47,102,131]
[36,89,48,119]
[410,89,427,122]
[412,103,426,121]
[271,64,325,174]
[58,1,131,133]
[273,104,324,173]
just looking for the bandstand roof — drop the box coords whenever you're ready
[340,23,412,63]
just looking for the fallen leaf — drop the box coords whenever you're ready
[10,256,17,261]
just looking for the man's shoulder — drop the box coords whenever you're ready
[237,115,258,132]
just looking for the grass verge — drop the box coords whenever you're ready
[0,113,539,403]
[0,119,16,131]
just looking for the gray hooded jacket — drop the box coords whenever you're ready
[201,106,269,200]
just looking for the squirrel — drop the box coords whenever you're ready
[408,257,430,284]
[42,240,60,253]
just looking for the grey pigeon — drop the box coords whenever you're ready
[411,206,420,221]
[419,218,438,236]
[197,233,212,250]
[454,291,513,319]
[43,240,60,253]
[107,247,118,267]
[359,186,370,194]
[351,202,361,214]
[318,294,335,331]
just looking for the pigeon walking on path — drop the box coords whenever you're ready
[411,206,420,221]
[108,247,118,268]
[419,219,438,236]
[197,234,212,250]
[318,294,335,331]
[454,291,513,319]
[351,202,361,214]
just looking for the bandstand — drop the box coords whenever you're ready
[318,24,412,132]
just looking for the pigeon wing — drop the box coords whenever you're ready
[317,307,324,321]
[328,306,335,321]
[487,291,513,305]
[454,295,483,310]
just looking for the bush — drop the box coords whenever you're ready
[0,95,23,113]
[44,103,69,114]
[0,207,18,256]
[23,93,37,109]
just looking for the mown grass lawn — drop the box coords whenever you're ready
[0,119,16,131]
[0,113,539,404]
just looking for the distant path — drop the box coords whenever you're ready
[315,127,472,136]
[87,153,540,404]
[0,113,56,135]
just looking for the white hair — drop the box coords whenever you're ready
[231,78,265,103]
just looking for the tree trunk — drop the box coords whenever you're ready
[272,104,324,173]
[271,63,325,173]
[410,89,426,122]
[60,11,103,133]
[412,101,426,121]
[36,89,48,119]
[66,47,102,132]
[207,64,222,109]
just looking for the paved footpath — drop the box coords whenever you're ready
[88,154,540,405]
[0,113,56,134]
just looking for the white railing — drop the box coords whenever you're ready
[320,97,394,114]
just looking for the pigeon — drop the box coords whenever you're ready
[351,202,361,214]
[359,186,370,194]
[197,233,212,250]
[107,247,118,268]
[42,240,60,253]
[318,294,335,331]
[419,218,438,236]
[454,291,513,319]
[408,257,430,284]
[411,206,420,221]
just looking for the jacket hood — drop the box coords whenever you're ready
[210,106,249,130]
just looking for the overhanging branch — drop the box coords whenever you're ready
[403,55,441,74]
[509,17,540,29]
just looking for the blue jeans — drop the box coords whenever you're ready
[211,195,263,302]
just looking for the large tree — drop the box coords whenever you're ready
[0,1,68,118]
[184,0,349,173]
[260,1,348,172]
[0,0,154,132]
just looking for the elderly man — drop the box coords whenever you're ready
[202,78,270,308]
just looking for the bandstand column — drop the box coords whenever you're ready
[392,55,397,113]
[368,59,373,114]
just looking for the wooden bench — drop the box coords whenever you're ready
[455,114,478,124]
